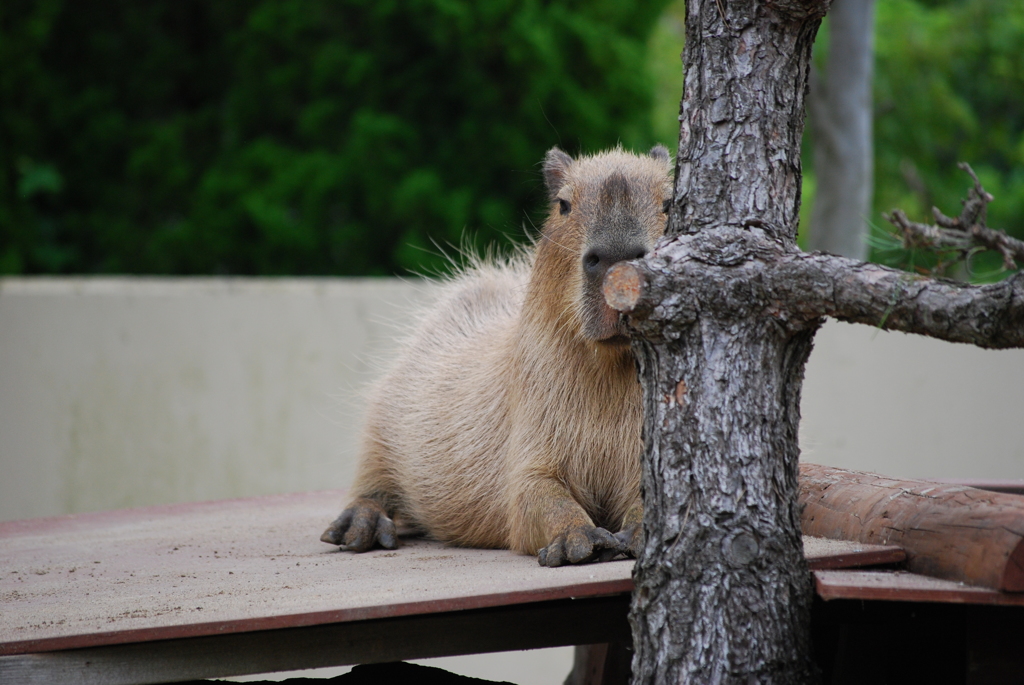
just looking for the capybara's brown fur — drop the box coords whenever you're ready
[321,146,671,565]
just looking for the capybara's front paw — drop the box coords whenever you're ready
[614,523,642,558]
[537,525,626,567]
[320,498,397,552]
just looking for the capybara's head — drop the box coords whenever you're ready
[538,146,672,345]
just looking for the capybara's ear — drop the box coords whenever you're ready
[649,144,670,163]
[543,147,574,200]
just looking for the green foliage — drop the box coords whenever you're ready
[869,0,1024,278]
[9,0,1020,279]
[1,0,669,275]
[645,2,686,150]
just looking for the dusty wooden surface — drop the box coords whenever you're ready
[815,570,1024,606]
[1,490,902,657]
[0,490,636,656]
[800,463,1024,591]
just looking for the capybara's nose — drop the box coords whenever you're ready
[582,244,648,279]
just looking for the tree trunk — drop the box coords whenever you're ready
[629,318,819,683]
[808,0,876,259]
[625,1,828,682]
[610,0,1024,681]
[607,0,1024,682]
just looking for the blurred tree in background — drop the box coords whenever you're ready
[2,0,1023,278]
[1,0,669,275]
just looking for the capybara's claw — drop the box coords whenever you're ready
[321,499,397,553]
[614,523,643,558]
[320,508,354,545]
[538,525,627,567]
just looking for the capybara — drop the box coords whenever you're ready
[322,145,671,566]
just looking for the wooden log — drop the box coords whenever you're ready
[799,463,1024,592]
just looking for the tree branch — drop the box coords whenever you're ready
[780,254,1024,348]
[885,163,1024,271]
[605,227,1024,349]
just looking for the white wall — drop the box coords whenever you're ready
[2,276,1022,524]
[0,277,435,521]
[800,319,1024,481]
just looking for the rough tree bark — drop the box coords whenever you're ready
[808,0,876,260]
[602,0,1024,682]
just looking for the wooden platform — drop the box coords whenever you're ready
[0,490,1015,684]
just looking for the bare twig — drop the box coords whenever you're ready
[885,163,1024,272]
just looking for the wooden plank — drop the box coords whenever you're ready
[0,492,905,658]
[802,537,905,571]
[28,564,1021,685]
[9,486,1023,684]
[0,594,631,685]
[0,491,633,656]
[814,570,1024,606]
[799,463,1024,592]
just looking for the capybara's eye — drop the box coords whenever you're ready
[662,199,671,213]
[559,198,572,215]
